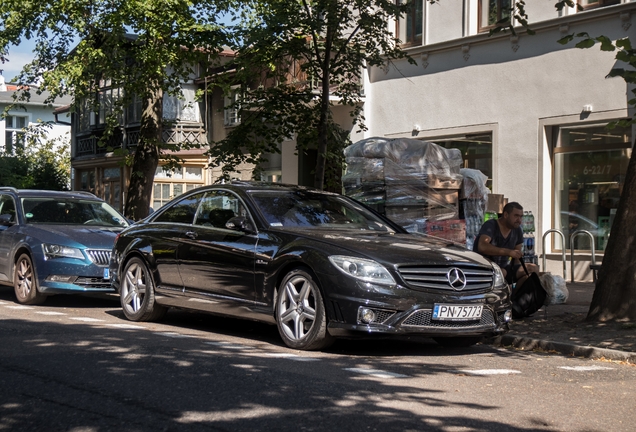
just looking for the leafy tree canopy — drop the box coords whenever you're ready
[207,0,416,189]
[0,0,232,219]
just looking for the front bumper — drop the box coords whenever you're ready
[323,277,511,339]
[35,256,115,294]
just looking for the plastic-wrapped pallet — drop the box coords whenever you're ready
[343,137,463,242]
[459,168,489,250]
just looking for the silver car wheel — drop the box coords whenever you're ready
[13,253,45,305]
[119,257,167,322]
[278,274,318,341]
[122,261,146,314]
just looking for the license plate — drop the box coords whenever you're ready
[103,268,110,280]
[432,304,483,321]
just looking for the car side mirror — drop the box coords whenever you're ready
[0,213,14,226]
[225,216,255,233]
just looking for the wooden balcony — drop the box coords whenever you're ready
[74,124,207,158]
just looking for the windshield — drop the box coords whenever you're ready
[249,190,397,232]
[22,198,129,228]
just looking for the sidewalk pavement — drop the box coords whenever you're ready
[486,281,636,363]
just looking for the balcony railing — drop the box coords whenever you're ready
[74,124,207,157]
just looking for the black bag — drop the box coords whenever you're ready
[510,258,547,319]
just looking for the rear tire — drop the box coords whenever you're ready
[14,253,46,305]
[433,336,483,347]
[275,269,333,350]
[120,257,167,321]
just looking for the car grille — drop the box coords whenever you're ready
[86,249,111,266]
[402,309,495,329]
[397,264,493,291]
[373,310,396,324]
[74,277,112,289]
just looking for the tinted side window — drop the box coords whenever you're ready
[194,191,247,228]
[154,192,204,225]
[0,195,16,223]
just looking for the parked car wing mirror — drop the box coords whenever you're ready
[225,216,255,233]
[0,213,14,226]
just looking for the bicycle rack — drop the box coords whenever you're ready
[569,230,596,283]
[542,229,566,279]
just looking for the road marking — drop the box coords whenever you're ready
[558,366,615,371]
[265,353,320,362]
[345,368,409,379]
[105,323,146,330]
[156,332,194,338]
[458,369,522,375]
[205,341,248,349]
[70,317,105,322]
[35,311,66,315]
[5,305,32,310]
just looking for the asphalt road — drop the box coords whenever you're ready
[1,287,634,432]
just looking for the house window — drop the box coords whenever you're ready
[478,0,512,33]
[126,95,143,125]
[3,114,28,153]
[396,0,423,46]
[580,0,620,9]
[553,122,631,252]
[152,165,204,209]
[224,86,241,127]
[97,82,123,126]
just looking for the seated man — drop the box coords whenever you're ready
[473,201,538,286]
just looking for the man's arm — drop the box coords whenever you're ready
[476,235,523,260]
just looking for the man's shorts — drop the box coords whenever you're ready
[504,263,522,285]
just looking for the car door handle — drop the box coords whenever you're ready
[185,231,197,239]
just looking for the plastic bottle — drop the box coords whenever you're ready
[527,233,535,257]
[522,211,528,233]
[528,210,535,233]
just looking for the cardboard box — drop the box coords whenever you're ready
[486,194,506,214]
[425,219,467,244]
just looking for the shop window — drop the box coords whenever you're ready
[478,0,512,33]
[396,0,423,46]
[579,0,621,10]
[433,133,493,189]
[553,123,631,252]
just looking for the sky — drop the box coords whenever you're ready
[1,40,37,83]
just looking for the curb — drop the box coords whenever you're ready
[487,334,636,363]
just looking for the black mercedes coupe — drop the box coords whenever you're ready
[110,182,511,350]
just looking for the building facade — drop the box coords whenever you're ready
[0,76,71,154]
[363,0,634,280]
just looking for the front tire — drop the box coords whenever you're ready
[120,257,167,321]
[275,269,333,350]
[14,254,45,305]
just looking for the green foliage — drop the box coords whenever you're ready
[0,123,70,190]
[207,0,416,189]
[0,0,232,218]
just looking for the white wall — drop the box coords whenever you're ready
[367,4,635,279]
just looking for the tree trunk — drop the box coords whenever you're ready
[313,27,333,191]
[123,88,162,221]
[587,140,636,322]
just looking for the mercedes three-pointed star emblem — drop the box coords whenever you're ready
[447,267,467,290]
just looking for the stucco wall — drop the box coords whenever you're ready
[367,4,635,279]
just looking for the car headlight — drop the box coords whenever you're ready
[329,255,396,285]
[42,244,85,260]
[492,263,507,288]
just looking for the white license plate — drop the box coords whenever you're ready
[432,304,483,321]
[103,268,110,280]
